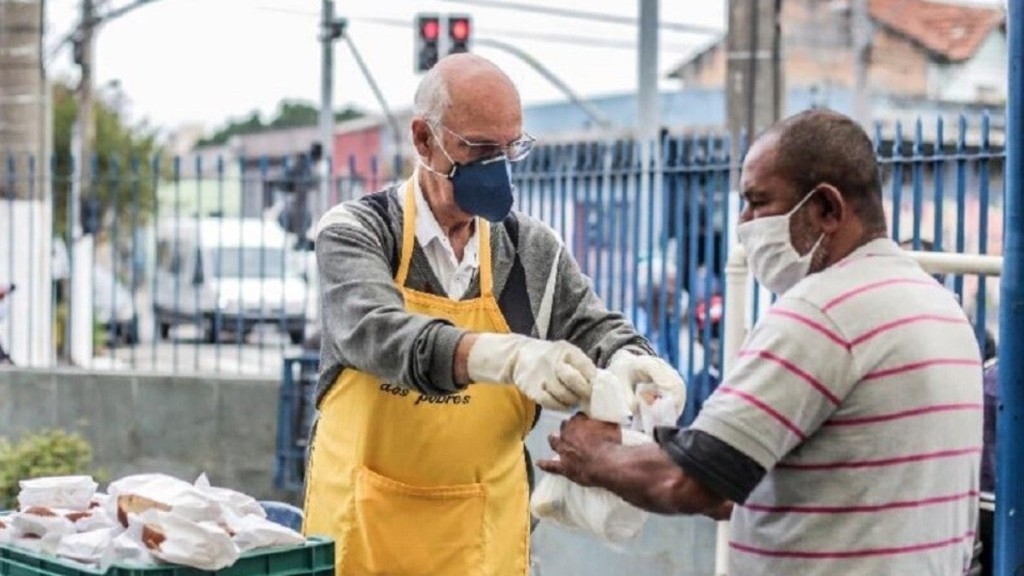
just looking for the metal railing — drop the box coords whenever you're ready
[515,115,1003,422]
[0,115,1004,410]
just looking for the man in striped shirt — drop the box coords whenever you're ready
[540,108,982,575]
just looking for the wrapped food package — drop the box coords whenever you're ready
[17,476,98,512]
[0,472,312,571]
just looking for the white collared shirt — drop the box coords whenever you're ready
[412,175,480,298]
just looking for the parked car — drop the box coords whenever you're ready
[152,217,308,344]
[94,266,139,346]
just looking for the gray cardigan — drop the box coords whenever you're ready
[314,183,654,401]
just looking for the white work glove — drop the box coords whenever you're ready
[606,351,687,416]
[467,333,597,411]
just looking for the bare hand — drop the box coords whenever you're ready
[536,413,622,487]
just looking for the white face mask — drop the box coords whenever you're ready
[0,300,7,323]
[736,190,825,295]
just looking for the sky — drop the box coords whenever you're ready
[45,0,729,136]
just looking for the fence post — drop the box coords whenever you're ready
[995,5,1024,573]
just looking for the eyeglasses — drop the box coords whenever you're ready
[439,125,536,162]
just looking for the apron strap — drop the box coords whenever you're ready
[397,177,496,298]
[478,220,494,297]
[396,180,418,286]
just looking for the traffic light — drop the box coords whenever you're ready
[447,15,471,55]
[415,13,441,72]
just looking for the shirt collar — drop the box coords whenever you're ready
[847,237,901,259]
[411,172,480,267]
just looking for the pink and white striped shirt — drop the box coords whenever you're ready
[693,238,982,576]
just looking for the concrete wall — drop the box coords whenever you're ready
[0,368,297,504]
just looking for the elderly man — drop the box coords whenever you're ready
[540,109,982,575]
[302,53,684,576]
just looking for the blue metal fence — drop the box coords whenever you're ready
[514,117,1002,423]
[0,115,1004,404]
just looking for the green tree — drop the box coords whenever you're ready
[269,101,318,128]
[268,100,364,128]
[52,82,163,244]
[195,109,264,147]
[0,429,104,510]
[196,101,365,148]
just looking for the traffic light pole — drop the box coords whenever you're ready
[473,38,612,130]
[341,33,404,178]
[318,0,336,219]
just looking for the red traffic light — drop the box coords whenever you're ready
[450,18,470,41]
[420,18,440,41]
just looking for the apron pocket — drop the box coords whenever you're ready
[351,466,487,576]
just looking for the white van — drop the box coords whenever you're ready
[153,217,308,344]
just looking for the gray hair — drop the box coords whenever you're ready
[413,67,450,127]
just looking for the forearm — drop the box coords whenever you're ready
[549,252,654,366]
[453,333,478,386]
[590,443,725,516]
[318,221,466,394]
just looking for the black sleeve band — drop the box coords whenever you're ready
[654,426,766,504]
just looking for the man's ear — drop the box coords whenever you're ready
[411,119,433,158]
[813,184,845,233]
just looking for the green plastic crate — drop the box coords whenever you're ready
[0,536,334,576]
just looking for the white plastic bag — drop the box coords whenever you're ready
[531,428,653,542]
[630,383,683,436]
[530,369,682,542]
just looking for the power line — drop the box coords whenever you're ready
[474,37,613,128]
[255,7,705,52]
[436,0,721,35]
[47,0,161,61]
[356,14,701,51]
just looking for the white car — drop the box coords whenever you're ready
[152,217,309,344]
[94,266,139,346]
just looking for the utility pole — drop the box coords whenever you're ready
[0,0,52,367]
[637,0,659,144]
[852,0,872,127]
[996,0,1024,571]
[76,0,95,181]
[69,0,96,366]
[638,0,663,265]
[319,0,343,219]
[0,0,45,198]
[719,2,783,573]
[726,0,783,162]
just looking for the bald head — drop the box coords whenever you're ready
[756,108,887,234]
[410,53,526,228]
[413,53,521,130]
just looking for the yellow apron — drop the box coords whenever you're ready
[303,181,537,576]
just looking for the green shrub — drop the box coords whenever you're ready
[0,429,104,510]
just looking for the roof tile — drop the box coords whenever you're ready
[868,0,1004,62]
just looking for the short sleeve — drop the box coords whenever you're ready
[690,297,857,470]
